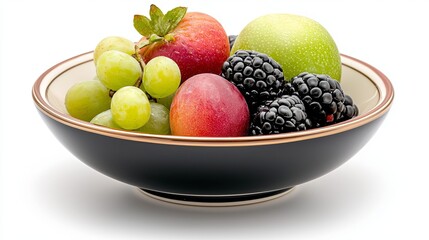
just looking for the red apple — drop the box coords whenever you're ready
[170,73,250,137]
[134,5,230,82]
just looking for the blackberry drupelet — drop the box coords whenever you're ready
[250,95,312,136]
[222,50,285,111]
[228,35,237,50]
[284,72,359,127]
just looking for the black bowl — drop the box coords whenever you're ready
[32,52,394,206]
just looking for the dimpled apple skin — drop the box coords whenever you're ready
[231,14,342,81]
[139,12,230,82]
[170,73,250,137]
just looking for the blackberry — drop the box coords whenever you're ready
[339,94,359,121]
[284,72,359,127]
[222,50,285,111]
[250,95,312,136]
[228,35,237,50]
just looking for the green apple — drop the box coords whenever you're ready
[231,14,341,81]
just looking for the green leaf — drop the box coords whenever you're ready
[133,4,187,42]
[133,15,153,37]
[163,7,187,35]
[149,4,165,36]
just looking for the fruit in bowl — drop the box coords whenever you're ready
[231,13,342,81]
[32,3,394,206]
[170,73,250,137]
[134,4,230,82]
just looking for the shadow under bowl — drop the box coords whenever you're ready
[32,52,394,206]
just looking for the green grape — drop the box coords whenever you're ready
[90,109,122,129]
[111,86,151,130]
[156,91,176,109]
[96,50,142,91]
[93,36,136,64]
[137,102,170,135]
[65,80,111,121]
[143,56,181,98]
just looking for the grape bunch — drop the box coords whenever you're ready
[65,36,180,135]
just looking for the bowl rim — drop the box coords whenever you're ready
[32,52,394,147]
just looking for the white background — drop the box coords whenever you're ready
[1,0,427,239]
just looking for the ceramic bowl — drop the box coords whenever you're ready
[32,52,394,206]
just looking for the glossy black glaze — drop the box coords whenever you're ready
[39,110,387,196]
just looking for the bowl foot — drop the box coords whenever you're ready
[138,187,294,207]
